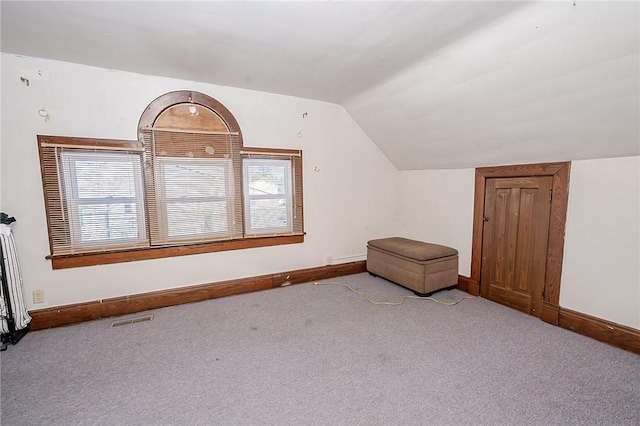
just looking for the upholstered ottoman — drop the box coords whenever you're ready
[367,237,459,296]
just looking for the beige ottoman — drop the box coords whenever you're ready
[367,237,459,296]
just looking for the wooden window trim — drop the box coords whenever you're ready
[46,234,304,269]
[38,91,305,269]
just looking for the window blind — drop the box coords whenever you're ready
[37,92,305,265]
[243,158,293,235]
[241,152,304,237]
[143,129,244,245]
[38,137,148,255]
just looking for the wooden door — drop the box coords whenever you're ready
[480,176,553,317]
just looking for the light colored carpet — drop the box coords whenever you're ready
[2,273,639,425]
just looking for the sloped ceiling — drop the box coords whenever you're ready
[2,1,638,170]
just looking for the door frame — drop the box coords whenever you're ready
[470,162,571,325]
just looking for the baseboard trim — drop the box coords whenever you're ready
[558,307,640,355]
[29,261,367,331]
[457,276,638,355]
[541,301,559,325]
[30,265,640,356]
[457,275,480,296]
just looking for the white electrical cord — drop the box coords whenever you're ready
[313,281,476,306]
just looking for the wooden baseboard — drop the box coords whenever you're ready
[457,275,479,296]
[29,261,366,331]
[30,264,640,356]
[457,276,638,355]
[558,307,640,355]
[541,301,559,325]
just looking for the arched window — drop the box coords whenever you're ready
[139,91,245,245]
[38,91,303,269]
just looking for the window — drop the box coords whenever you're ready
[60,151,147,251]
[243,158,293,236]
[155,157,234,242]
[38,91,304,269]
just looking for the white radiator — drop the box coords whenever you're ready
[1,223,31,334]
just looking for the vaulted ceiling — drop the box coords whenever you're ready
[2,1,638,170]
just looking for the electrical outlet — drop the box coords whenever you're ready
[33,289,45,304]
[325,255,332,266]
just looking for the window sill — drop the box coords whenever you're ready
[47,234,304,269]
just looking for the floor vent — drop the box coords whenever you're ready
[110,314,154,328]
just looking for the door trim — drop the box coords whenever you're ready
[470,162,571,325]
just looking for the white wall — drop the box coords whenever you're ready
[398,158,640,329]
[561,156,640,329]
[3,54,638,331]
[397,169,475,276]
[0,54,399,309]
